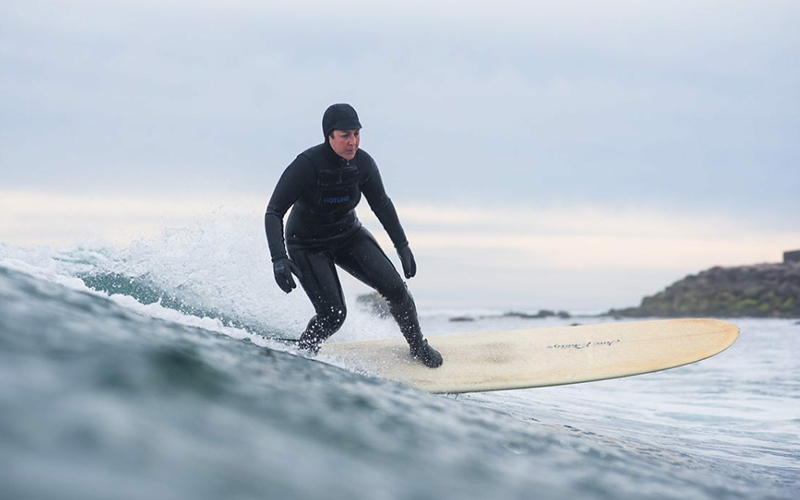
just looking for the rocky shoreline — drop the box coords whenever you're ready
[607,261,800,319]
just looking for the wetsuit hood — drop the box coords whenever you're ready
[322,103,362,139]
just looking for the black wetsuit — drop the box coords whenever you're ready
[264,142,424,351]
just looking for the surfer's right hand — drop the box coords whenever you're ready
[273,257,302,293]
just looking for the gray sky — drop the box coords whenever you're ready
[2,0,799,309]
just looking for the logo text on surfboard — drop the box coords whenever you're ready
[547,339,621,350]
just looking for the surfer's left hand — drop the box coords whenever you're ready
[397,244,417,279]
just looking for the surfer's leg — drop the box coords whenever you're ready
[289,247,347,353]
[334,229,442,367]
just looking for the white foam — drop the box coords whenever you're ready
[0,211,403,349]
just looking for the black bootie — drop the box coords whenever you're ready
[297,312,345,355]
[386,287,442,367]
[297,334,322,355]
[410,339,443,368]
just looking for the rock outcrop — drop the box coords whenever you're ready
[608,262,800,318]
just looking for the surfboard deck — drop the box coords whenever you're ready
[319,318,739,394]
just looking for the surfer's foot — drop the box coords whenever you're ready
[410,339,443,368]
[297,336,322,355]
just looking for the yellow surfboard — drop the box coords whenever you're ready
[320,318,739,393]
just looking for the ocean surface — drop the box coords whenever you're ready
[1,234,798,500]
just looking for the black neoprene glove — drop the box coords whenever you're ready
[396,244,417,279]
[273,257,302,293]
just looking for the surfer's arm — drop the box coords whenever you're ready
[264,212,288,262]
[361,156,416,278]
[264,158,312,261]
[361,157,409,249]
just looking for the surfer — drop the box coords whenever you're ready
[264,103,443,368]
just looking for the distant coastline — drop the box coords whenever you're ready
[607,251,800,319]
[357,251,800,321]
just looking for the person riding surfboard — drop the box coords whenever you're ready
[264,103,443,368]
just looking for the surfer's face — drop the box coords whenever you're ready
[328,129,360,160]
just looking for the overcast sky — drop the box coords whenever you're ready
[2,0,798,309]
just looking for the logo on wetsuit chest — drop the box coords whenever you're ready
[317,165,359,207]
[321,195,351,204]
